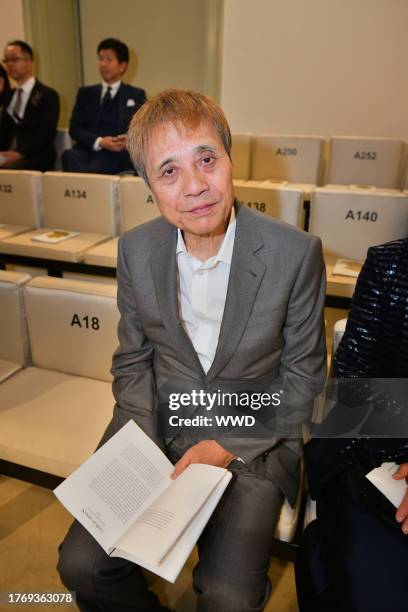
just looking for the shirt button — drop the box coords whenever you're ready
[197,270,204,276]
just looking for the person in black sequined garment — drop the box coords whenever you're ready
[296,239,408,612]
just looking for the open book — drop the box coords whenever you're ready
[54,420,232,583]
[366,462,406,508]
[332,258,362,278]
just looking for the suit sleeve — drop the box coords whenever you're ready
[19,88,59,158]
[106,236,163,448]
[69,88,99,150]
[217,236,327,465]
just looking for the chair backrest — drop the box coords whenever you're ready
[54,128,73,170]
[42,172,120,235]
[25,276,119,382]
[234,180,303,228]
[0,270,31,366]
[119,177,160,231]
[231,133,252,180]
[0,170,42,226]
[309,186,408,261]
[325,136,404,189]
[251,135,324,183]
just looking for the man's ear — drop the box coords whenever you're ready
[119,62,128,75]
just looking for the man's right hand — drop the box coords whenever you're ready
[100,136,126,152]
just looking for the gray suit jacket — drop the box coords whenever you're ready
[108,203,326,505]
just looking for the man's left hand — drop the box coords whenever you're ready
[393,463,408,533]
[171,440,237,479]
[0,151,22,166]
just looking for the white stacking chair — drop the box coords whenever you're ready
[54,128,73,170]
[231,133,252,180]
[251,135,324,194]
[84,176,160,268]
[0,170,43,241]
[234,180,304,228]
[325,136,404,189]
[310,186,408,297]
[0,172,120,262]
[0,270,31,382]
[0,276,119,477]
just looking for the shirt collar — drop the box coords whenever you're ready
[101,80,121,97]
[176,206,236,265]
[19,76,36,95]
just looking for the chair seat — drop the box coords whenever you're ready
[274,497,301,542]
[0,225,33,241]
[84,237,118,268]
[0,359,21,383]
[0,366,113,477]
[325,256,359,298]
[0,229,111,262]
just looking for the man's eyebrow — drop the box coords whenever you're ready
[194,144,218,155]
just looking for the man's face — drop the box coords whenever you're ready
[98,49,127,84]
[145,121,234,238]
[3,45,33,83]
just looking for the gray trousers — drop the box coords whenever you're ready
[57,459,283,612]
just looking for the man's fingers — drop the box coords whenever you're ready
[171,454,191,480]
[396,488,408,532]
[393,463,408,480]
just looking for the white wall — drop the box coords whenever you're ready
[0,0,25,55]
[221,0,408,139]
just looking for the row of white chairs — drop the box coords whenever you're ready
[1,170,408,298]
[54,129,408,190]
[231,133,408,190]
[0,270,300,543]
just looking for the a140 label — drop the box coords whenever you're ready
[345,210,378,222]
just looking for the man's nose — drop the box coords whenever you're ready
[183,167,208,197]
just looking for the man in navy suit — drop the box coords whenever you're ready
[62,38,146,174]
[0,40,59,171]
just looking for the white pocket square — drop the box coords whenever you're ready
[126,99,136,107]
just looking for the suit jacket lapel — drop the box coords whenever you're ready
[150,220,206,376]
[207,205,266,380]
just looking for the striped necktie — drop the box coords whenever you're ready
[13,88,23,122]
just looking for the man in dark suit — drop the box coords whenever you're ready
[58,90,326,611]
[62,38,146,175]
[0,40,59,171]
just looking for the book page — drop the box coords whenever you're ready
[115,463,229,566]
[113,471,232,582]
[366,462,407,508]
[54,421,173,552]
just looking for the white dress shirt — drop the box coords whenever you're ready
[7,76,36,123]
[176,209,236,374]
[93,80,122,151]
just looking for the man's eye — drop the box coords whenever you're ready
[202,156,214,165]
[163,168,175,176]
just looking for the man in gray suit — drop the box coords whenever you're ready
[58,89,326,611]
